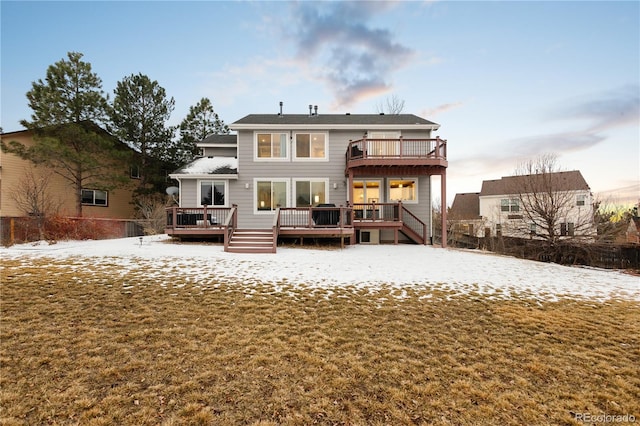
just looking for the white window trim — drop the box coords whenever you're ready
[292,132,329,162]
[197,179,229,207]
[292,178,330,206]
[387,177,419,204]
[352,179,383,204]
[254,131,290,162]
[253,178,290,214]
[576,194,587,206]
[500,198,520,213]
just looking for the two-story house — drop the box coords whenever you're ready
[1,123,141,244]
[165,106,448,253]
[450,170,594,241]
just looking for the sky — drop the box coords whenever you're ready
[1,0,638,206]
[3,234,639,302]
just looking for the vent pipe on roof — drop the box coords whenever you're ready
[278,101,283,117]
[314,105,318,116]
[308,104,313,117]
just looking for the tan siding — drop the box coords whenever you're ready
[1,130,136,219]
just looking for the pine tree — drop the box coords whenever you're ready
[171,97,230,166]
[109,73,175,191]
[1,52,129,217]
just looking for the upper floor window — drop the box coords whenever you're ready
[501,198,519,212]
[576,194,586,206]
[294,133,327,160]
[256,133,288,160]
[368,131,401,156]
[82,189,108,206]
[388,178,417,203]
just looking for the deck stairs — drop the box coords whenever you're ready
[226,229,275,254]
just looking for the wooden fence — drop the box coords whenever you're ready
[448,232,640,270]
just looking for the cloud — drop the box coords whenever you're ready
[453,129,607,179]
[287,1,415,108]
[455,85,639,177]
[421,101,465,117]
[552,85,640,132]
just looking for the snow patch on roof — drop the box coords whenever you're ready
[176,156,238,175]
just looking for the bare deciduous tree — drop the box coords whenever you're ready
[375,94,405,115]
[510,154,595,246]
[133,194,170,235]
[10,167,61,240]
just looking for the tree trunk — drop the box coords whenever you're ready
[75,169,83,217]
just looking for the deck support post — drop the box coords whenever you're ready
[441,169,447,248]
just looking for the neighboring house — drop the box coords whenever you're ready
[166,107,448,252]
[623,216,640,244]
[0,124,139,220]
[449,192,484,238]
[450,171,594,240]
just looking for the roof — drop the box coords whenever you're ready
[171,156,238,176]
[450,193,481,220]
[199,134,237,145]
[1,120,135,153]
[230,113,439,130]
[480,171,590,196]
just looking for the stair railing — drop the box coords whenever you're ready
[223,204,238,251]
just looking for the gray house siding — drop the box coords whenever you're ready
[233,127,433,234]
[179,179,198,206]
[234,129,353,228]
[202,147,236,157]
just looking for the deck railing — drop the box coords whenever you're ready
[166,206,232,230]
[352,202,400,221]
[346,136,447,162]
[278,206,353,228]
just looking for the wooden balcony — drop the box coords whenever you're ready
[346,137,447,175]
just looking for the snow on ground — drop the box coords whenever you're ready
[2,235,638,302]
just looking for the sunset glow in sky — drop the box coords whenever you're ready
[2,1,638,205]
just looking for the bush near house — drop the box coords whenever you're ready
[0,216,143,246]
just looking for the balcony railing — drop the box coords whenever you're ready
[346,136,447,168]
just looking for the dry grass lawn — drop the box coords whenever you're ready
[1,257,638,425]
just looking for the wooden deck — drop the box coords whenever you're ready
[166,202,428,251]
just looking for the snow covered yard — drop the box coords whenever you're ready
[2,234,638,302]
[2,235,639,425]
